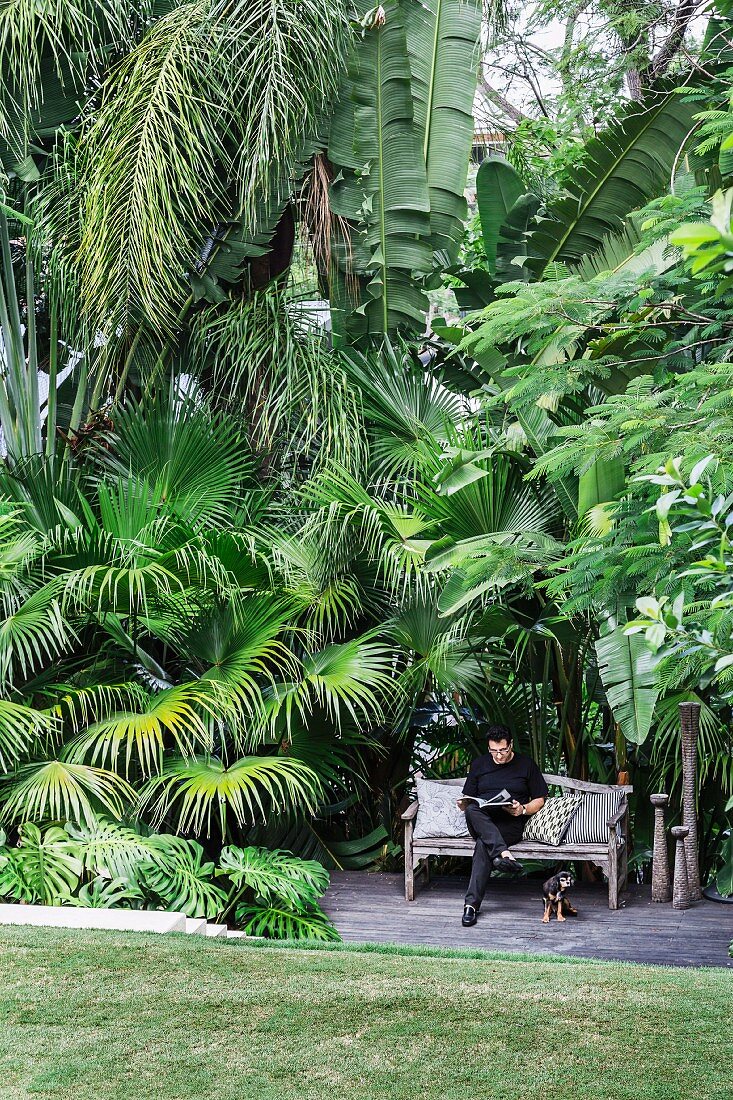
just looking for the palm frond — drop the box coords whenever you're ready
[97,388,254,529]
[136,754,323,836]
[0,588,72,690]
[0,701,57,772]
[68,0,351,352]
[62,682,215,777]
[0,760,135,825]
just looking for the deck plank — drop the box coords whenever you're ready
[321,872,733,968]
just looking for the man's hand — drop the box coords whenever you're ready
[456,798,469,812]
[504,799,524,817]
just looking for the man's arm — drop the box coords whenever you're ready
[505,796,545,817]
[505,760,548,816]
[462,760,479,797]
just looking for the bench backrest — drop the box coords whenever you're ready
[416,773,633,796]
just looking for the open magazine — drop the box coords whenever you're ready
[456,788,513,811]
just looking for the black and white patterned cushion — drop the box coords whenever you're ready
[563,790,623,844]
[523,794,583,845]
[413,778,471,839]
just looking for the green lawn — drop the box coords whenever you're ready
[1,929,731,1100]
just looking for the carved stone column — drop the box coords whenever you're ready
[650,794,671,902]
[679,702,702,901]
[671,825,690,910]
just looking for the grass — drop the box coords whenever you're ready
[1,927,732,1100]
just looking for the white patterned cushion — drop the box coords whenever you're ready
[523,794,583,845]
[413,778,470,839]
[563,790,623,844]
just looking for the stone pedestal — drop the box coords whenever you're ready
[650,794,671,903]
[671,825,691,910]
[679,702,702,901]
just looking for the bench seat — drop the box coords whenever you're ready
[402,773,632,910]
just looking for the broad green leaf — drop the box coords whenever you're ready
[475,158,524,274]
[596,627,659,745]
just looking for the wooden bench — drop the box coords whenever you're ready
[402,774,633,910]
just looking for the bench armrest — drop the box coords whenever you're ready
[401,801,419,822]
[608,801,628,830]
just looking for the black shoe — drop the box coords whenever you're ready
[492,856,523,875]
[462,904,478,927]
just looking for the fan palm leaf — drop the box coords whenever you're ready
[0,760,135,825]
[181,595,299,722]
[298,636,394,727]
[136,754,323,836]
[97,388,253,529]
[0,588,71,689]
[62,682,216,777]
[0,701,57,772]
[341,344,462,482]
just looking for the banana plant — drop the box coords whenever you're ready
[328,0,481,341]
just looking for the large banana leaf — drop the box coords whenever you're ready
[405,0,482,261]
[527,86,699,275]
[577,455,626,520]
[328,0,432,337]
[475,158,524,274]
[595,627,659,745]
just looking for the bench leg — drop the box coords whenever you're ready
[405,858,414,902]
[608,839,620,910]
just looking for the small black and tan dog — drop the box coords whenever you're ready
[541,871,577,923]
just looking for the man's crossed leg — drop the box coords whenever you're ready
[462,805,521,926]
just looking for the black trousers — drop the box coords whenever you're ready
[464,806,524,907]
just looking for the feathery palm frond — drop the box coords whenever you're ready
[69,0,351,352]
[189,291,363,469]
[0,0,135,158]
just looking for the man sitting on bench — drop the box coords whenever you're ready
[459,724,548,927]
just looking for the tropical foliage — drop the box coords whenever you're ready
[0,0,731,931]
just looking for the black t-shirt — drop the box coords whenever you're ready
[462,751,549,805]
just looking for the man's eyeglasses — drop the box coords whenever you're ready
[488,745,512,756]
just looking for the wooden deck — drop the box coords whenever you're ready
[322,871,733,968]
